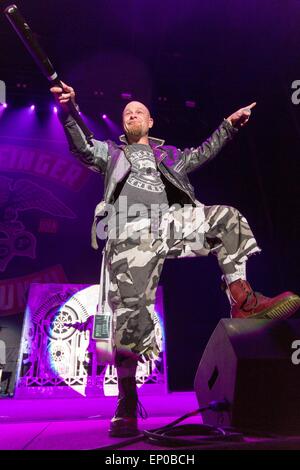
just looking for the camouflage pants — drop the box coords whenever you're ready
[107,204,260,363]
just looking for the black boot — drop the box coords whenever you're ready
[109,376,140,437]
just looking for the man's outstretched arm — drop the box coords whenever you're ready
[50,82,109,175]
[182,102,256,173]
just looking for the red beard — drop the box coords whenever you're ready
[126,121,142,137]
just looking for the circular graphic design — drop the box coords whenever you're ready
[43,305,78,340]
[127,150,165,193]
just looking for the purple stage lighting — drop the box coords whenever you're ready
[185,100,196,108]
[30,104,35,111]
[53,106,58,113]
[121,92,132,100]
[2,103,8,108]
[102,114,107,120]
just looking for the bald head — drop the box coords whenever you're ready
[122,101,151,117]
[122,101,153,144]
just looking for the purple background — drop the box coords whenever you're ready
[0,0,299,391]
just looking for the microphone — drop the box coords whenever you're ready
[4,4,93,141]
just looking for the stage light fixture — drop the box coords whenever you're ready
[121,92,132,100]
[185,100,196,108]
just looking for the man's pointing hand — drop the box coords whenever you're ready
[226,102,256,128]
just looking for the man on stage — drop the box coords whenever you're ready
[51,83,300,437]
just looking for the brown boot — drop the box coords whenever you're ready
[109,376,143,437]
[224,279,300,320]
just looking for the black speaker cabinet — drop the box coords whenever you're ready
[194,319,300,435]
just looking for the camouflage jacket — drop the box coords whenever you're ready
[60,113,238,249]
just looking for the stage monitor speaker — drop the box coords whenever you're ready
[194,319,300,435]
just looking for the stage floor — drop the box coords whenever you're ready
[1,392,300,451]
